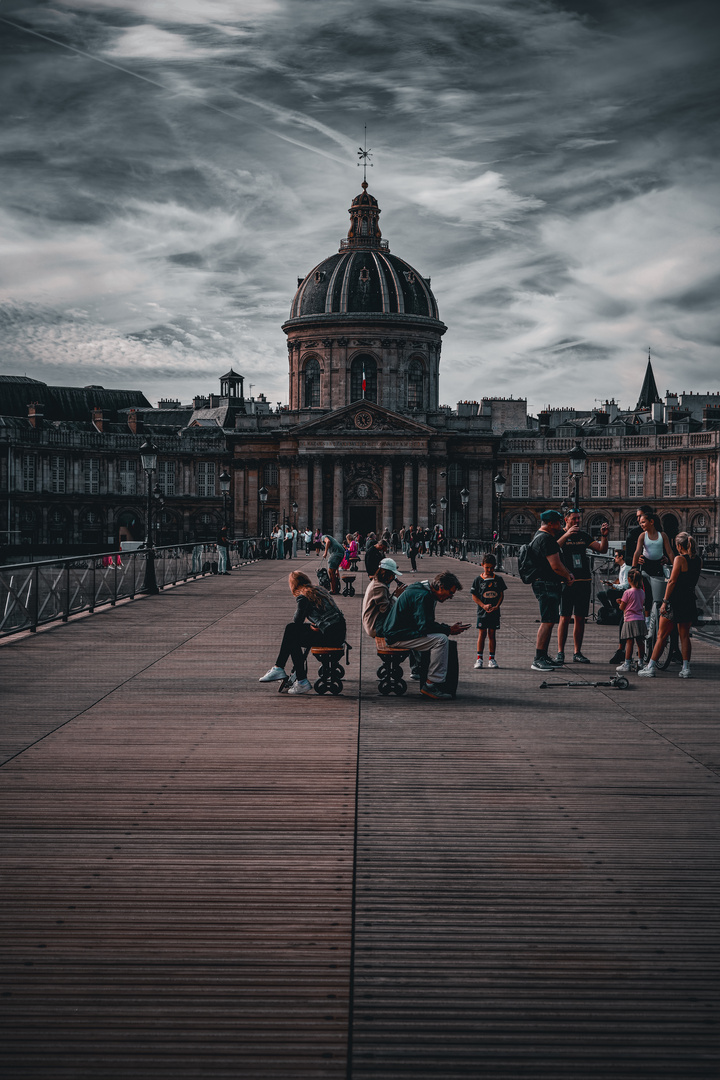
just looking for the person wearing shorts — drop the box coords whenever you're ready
[471,553,506,669]
[555,509,608,664]
[528,511,575,673]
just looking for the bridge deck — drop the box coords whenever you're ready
[1,556,718,1079]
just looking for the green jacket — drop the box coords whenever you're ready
[381,582,452,644]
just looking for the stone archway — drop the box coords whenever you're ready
[346,478,381,539]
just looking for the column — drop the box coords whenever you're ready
[247,466,259,535]
[481,464,494,538]
[402,460,414,527]
[382,462,393,532]
[297,457,310,532]
[233,462,245,536]
[333,458,344,539]
[417,460,428,527]
[468,465,480,536]
[279,457,291,527]
[313,457,324,532]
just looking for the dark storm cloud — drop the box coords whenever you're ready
[0,0,718,410]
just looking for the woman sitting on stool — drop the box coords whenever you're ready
[259,571,346,695]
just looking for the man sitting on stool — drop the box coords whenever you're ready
[379,570,470,700]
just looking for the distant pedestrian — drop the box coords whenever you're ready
[471,553,506,669]
[639,532,702,679]
[313,527,322,554]
[322,534,345,594]
[555,509,609,664]
[217,526,230,575]
[303,527,312,555]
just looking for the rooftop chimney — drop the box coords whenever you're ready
[28,402,44,429]
[92,407,104,432]
[127,408,141,434]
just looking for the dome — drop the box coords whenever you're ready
[287,183,441,322]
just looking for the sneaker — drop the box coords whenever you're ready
[488,658,499,669]
[553,652,565,665]
[678,668,692,679]
[531,656,556,672]
[474,657,483,669]
[609,650,625,665]
[288,678,312,695]
[616,661,631,673]
[421,683,453,700]
[637,665,656,678]
[259,665,287,682]
[573,652,591,664]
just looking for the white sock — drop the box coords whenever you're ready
[647,659,657,669]
[681,661,690,672]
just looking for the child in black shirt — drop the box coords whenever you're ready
[471,553,507,669]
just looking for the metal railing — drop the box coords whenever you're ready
[453,539,720,644]
[0,539,261,637]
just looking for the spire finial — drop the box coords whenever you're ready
[357,124,373,184]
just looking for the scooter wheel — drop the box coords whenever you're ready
[614,676,629,689]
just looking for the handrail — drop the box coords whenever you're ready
[0,539,262,637]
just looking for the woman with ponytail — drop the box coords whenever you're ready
[639,532,702,679]
[259,571,346,694]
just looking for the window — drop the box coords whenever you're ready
[304,358,321,407]
[264,462,278,486]
[22,454,36,492]
[551,461,569,499]
[590,460,607,498]
[448,462,463,486]
[663,459,678,497]
[694,458,708,497]
[118,459,136,495]
[157,460,175,496]
[84,458,100,495]
[511,462,529,498]
[197,461,215,497]
[628,460,644,498]
[350,355,377,403]
[50,455,66,494]
[407,360,424,409]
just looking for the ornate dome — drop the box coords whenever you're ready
[288,183,441,322]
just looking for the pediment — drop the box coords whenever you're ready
[294,401,435,436]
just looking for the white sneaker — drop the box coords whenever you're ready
[259,665,286,682]
[678,668,692,679]
[488,658,499,669]
[637,665,656,677]
[288,678,312,695]
[616,661,631,673]
[474,657,483,669]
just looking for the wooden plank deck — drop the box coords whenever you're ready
[1,556,718,1078]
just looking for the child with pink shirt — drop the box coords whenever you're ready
[616,568,646,673]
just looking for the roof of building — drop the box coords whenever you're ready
[0,375,151,422]
[287,185,442,323]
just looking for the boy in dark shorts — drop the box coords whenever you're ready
[471,553,506,669]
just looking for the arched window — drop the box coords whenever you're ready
[304,358,321,408]
[350,355,377,403]
[407,360,424,409]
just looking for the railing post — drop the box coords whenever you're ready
[112,554,117,606]
[63,561,70,622]
[89,558,96,613]
[30,563,39,632]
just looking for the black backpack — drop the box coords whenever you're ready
[517,535,541,584]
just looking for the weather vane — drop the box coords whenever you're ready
[357,125,373,184]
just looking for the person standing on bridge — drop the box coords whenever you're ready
[259,571,346,695]
[526,510,575,673]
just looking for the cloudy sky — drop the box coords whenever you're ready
[1,0,718,415]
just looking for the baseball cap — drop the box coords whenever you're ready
[540,509,564,523]
[378,557,403,577]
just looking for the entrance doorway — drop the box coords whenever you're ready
[349,505,377,537]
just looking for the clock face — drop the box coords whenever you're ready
[354,410,373,430]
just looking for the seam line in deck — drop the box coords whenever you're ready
[346,581,365,1080]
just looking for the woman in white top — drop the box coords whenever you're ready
[632,512,674,612]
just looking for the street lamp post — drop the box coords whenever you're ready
[460,487,469,560]
[440,495,448,555]
[140,437,159,595]
[219,469,231,529]
[569,442,588,511]
[493,471,506,569]
[430,501,436,554]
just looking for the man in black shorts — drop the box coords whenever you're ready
[528,510,575,672]
[554,509,609,664]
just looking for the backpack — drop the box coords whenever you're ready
[517,535,541,584]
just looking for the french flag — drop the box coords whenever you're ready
[362,364,366,397]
